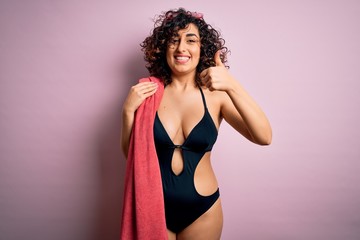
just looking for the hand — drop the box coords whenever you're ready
[123,82,158,113]
[200,50,234,92]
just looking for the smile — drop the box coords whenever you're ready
[174,56,190,63]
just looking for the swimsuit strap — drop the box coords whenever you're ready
[198,87,208,110]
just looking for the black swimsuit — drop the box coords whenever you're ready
[153,87,219,233]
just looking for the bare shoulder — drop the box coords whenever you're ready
[201,86,229,106]
[200,87,229,124]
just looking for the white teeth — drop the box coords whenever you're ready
[175,56,190,60]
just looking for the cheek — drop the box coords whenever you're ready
[193,46,201,57]
[166,51,173,64]
[192,48,201,62]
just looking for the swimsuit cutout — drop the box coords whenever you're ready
[153,86,219,233]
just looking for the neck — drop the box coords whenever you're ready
[170,72,197,90]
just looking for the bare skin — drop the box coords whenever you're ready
[121,23,272,239]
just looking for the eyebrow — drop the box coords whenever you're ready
[185,33,199,38]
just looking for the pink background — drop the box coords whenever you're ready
[1,1,360,239]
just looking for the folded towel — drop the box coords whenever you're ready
[120,77,167,240]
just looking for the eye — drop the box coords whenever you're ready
[187,39,197,44]
[170,38,180,44]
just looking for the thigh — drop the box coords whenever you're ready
[177,198,223,240]
[167,229,176,240]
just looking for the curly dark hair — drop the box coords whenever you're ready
[141,8,229,86]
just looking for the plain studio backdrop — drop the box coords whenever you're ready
[1,1,359,239]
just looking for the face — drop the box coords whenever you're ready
[166,23,201,78]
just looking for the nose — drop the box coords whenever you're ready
[176,39,186,52]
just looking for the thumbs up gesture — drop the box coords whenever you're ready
[200,50,234,92]
[214,49,225,67]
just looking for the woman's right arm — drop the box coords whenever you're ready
[121,82,158,157]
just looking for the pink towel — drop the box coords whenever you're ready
[120,77,168,240]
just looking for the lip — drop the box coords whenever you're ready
[174,54,191,63]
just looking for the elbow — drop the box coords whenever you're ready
[121,147,128,159]
[253,128,272,146]
[260,129,272,146]
[259,136,272,146]
[120,140,129,159]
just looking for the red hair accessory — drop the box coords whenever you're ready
[166,11,204,20]
[190,12,203,19]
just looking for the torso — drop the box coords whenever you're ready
[156,85,222,196]
[154,83,225,233]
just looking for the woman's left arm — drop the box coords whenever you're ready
[200,51,272,145]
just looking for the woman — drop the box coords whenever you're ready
[121,8,272,240]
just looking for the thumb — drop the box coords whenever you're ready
[214,50,224,67]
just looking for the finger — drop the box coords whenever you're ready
[136,82,158,93]
[142,86,158,98]
[136,81,158,89]
[201,74,210,87]
[143,82,158,91]
[203,76,212,89]
[200,68,209,79]
[214,50,224,67]
[205,81,215,91]
[205,78,216,91]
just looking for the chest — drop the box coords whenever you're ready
[160,96,202,137]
